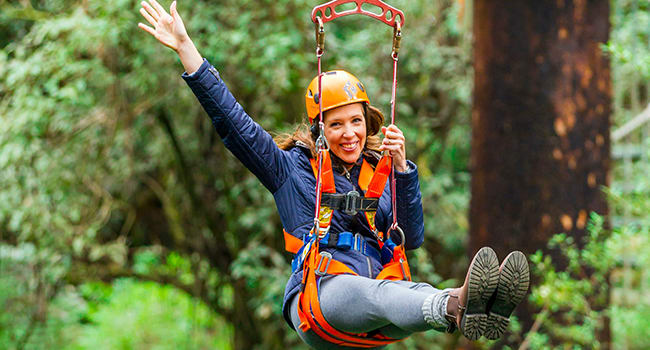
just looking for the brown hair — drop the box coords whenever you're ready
[274,104,384,158]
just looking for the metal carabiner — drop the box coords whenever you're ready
[315,122,329,151]
[389,223,405,248]
[392,21,402,57]
[315,16,325,55]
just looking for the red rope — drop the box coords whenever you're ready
[389,52,399,229]
[313,48,325,232]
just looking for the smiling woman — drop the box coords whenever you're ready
[137,0,529,348]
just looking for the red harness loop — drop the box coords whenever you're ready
[311,0,405,27]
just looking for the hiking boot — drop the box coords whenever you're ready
[445,247,499,340]
[484,251,530,340]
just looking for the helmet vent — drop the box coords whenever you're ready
[343,81,357,100]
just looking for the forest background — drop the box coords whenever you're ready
[1,0,649,349]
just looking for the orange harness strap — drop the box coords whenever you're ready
[366,155,392,198]
[376,244,411,281]
[311,151,335,194]
[298,245,398,347]
[283,229,304,254]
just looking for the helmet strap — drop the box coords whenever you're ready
[310,121,320,140]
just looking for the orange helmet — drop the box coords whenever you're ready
[305,70,384,135]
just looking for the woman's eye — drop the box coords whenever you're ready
[353,118,363,123]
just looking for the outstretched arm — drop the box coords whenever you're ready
[138,1,291,192]
[138,0,202,74]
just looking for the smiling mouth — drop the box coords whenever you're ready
[340,142,359,152]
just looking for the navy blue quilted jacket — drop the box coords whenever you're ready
[182,59,425,327]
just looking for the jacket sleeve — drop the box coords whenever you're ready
[182,59,289,192]
[376,160,425,250]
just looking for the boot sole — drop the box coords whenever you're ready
[460,247,499,341]
[484,251,530,340]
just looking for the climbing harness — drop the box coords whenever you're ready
[282,0,410,347]
[285,155,412,347]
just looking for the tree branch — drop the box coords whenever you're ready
[155,109,233,271]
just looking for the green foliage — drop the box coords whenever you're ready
[1,246,232,349]
[605,0,650,126]
[523,215,610,348]
[68,279,231,350]
[605,0,650,81]
[511,208,650,350]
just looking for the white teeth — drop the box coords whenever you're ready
[341,142,358,151]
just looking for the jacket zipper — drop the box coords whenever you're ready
[343,166,371,277]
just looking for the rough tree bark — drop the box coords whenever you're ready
[470,0,611,346]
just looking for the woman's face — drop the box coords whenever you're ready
[323,103,367,165]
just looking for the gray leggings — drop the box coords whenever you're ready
[289,274,452,350]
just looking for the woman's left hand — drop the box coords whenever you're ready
[379,124,408,172]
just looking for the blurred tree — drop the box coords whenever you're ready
[469,0,611,347]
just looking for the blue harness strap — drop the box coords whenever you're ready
[291,232,382,272]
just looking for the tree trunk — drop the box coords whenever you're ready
[231,280,262,350]
[470,0,611,346]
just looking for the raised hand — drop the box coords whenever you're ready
[137,0,203,74]
[379,124,408,172]
[138,0,188,51]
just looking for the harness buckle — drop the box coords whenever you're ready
[315,251,333,276]
[343,190,361,216]
[353,233,365,253]
[399,257,408,281]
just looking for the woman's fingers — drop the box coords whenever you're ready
[139,7,157,27]
[380,143,404,151]
[382,136,404,145]
[149,0,168,17]
[380,124,407,171]
[170,1,179,18]
[383,124,402,132]
[138,22,157,37]
[382,125,404,139]
[380,137,404,150]
[384,132,405,142]
[141,1,160,21]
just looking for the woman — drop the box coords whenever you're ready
[137,1,529,348]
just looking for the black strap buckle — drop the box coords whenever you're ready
[343,190,361,216]
[321,191,378,215]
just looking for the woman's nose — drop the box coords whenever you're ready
[342,124,354,137]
